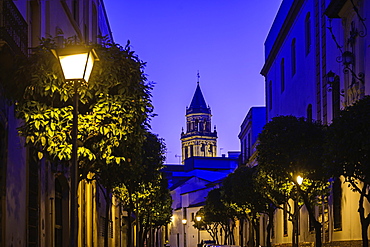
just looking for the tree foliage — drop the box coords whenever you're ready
[0,37,160,247]
[114,132,171,247]
[257,115,329,247]
[326,96,370,247]
[199,188,237,245]
[223,166,284,247]
[1,38,154,181]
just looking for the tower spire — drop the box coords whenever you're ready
[181,78,217,163]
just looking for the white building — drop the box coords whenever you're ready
[165,82,239,247]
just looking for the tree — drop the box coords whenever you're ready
[200,188,237,245]
[223,166,262,247]
[326,96,370,247]
[114,132,171,247]
[223,166,285,247]
[257,116,329,247]
[1,37,154,247]
[9,38,153,169]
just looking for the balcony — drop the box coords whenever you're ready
[0,0,28,56]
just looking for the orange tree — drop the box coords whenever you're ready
[200,188,237,245]
[114,132,171,247]
[257,116,329,247]
[325,96,370,247]
[223,165,285,247]
[1,37,154,246]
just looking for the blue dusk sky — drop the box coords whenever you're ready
[104,1,282,164]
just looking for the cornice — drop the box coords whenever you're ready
[261,0,305,76]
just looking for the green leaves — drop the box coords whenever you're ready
[5,38,172,236]
[5,38,154,179]
[326,96,370,190]
[257,116,329,208]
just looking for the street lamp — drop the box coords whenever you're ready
[182,219,187,247]
[296,175,303,185]
[54,46,98,83]
[53,46,98,247]
[294,175,303,247]
[196,216,202,247]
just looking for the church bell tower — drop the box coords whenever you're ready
[180,81,217,163]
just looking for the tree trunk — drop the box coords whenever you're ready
[127,189,135,247]
[223,225,227,245]
[127,209,133,247]
[230,222,235,245]
[298,187,322,247]
[266,205,275,247]
[292,199,298,247]
[313,220,322,247]
[248,218,254,247]
[240,218,244,247]
[254,217,260,247]
[155,227,160,247]
[358,187,370,247]
[136,215,142,247]
[104,187,112,247]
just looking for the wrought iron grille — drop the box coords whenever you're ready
[0,0,28,56]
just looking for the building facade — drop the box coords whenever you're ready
[181,82,218,163]
[0,1,122,246]
[165,154,239,247]
[238,106,266,167]
[261,0,370,246]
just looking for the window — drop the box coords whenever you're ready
[100,217,113,238]
[28,148,39,247]
[333,177,342,230]
[54,176,68,247]
[73,0,79,23]
[281,58,285,92]
[305,13,311,55]
[307,104,312,122]
[269,80,273,110]
[331,76,341,119]
[92,3,98,43]
[247,133,251,158]
[291,38,296,76]
[283,203,288,236]
[55,179,63,247]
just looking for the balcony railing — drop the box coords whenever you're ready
[0,0,28,56]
